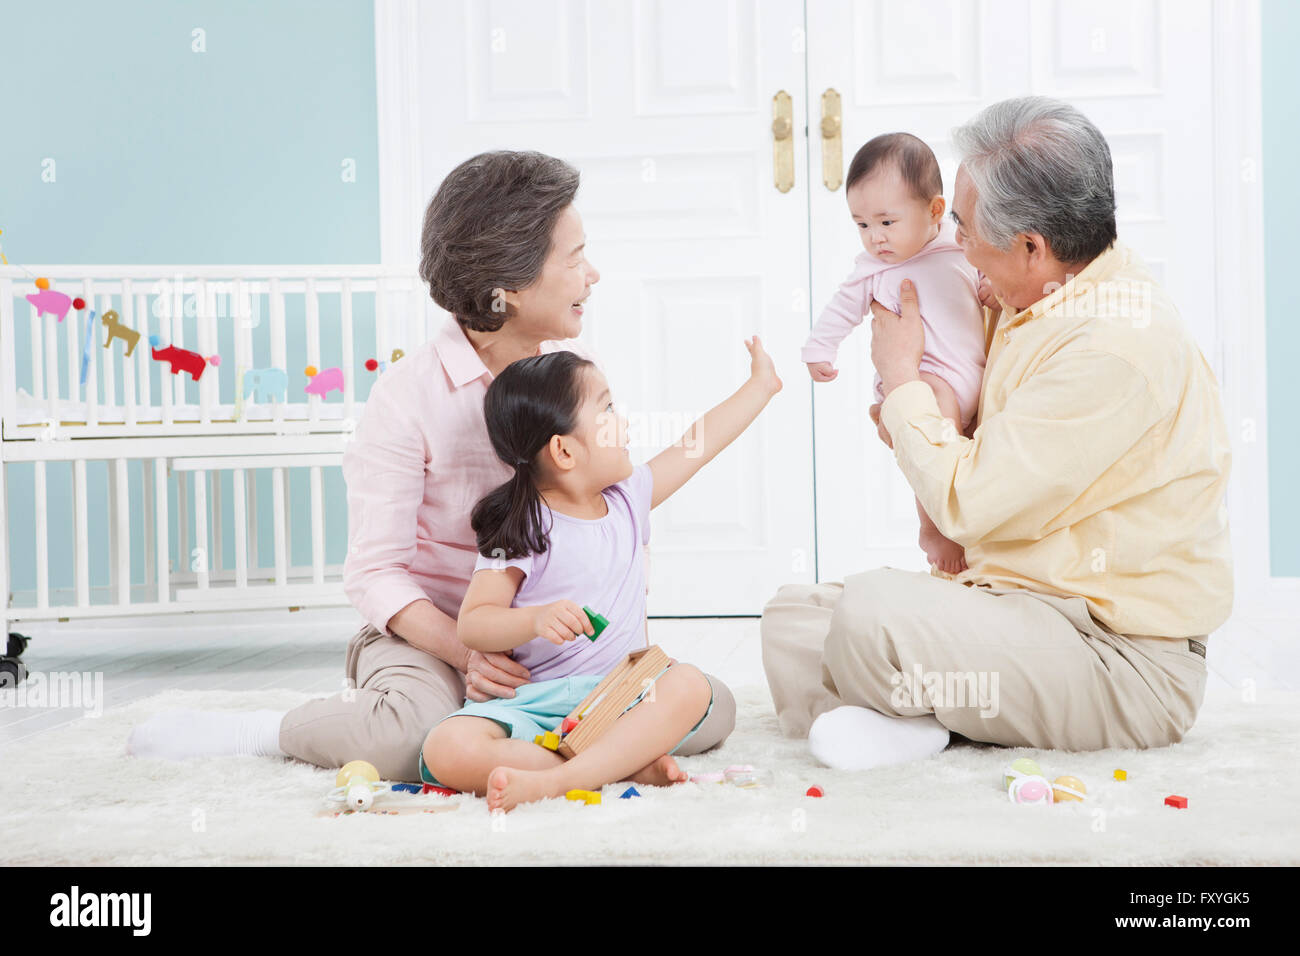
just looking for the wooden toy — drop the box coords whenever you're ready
[1164,794,1188,809]
[561,716,579,734]
[556,645,671,759]
[565,789,601,805]
[1114,769,1127,781]
[101,309,141,357]
[539,730,560,751]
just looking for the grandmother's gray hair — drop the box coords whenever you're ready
[951,97,1117,264]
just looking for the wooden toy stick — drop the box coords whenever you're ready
[557,644,671,759]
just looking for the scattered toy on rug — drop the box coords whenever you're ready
[321,759,461,817]
[1002,757,1088,806]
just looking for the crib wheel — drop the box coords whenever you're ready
[6,633,30,658]
[0,657,26,690]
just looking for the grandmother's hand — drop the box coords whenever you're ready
[464,650,531,702]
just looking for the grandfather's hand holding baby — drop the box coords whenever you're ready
[866,278,926,448]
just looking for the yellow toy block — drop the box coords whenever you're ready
[565,789,601,805]
[533,734,544,746]
[541,731,560,751]
[1114,769,1127,781]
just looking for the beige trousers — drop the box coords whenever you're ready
[760,567,1209,751]
[280,625,738,782]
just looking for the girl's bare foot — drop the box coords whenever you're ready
[919,524,967,574]
[629,754,689,787]
[485,765,555,813]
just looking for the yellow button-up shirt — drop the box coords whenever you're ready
[880,241,1233,638]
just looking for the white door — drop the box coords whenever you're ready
[804,0,1218,584]
[380,0,817,613]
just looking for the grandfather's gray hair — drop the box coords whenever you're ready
[420,151,580,333]
[952,97,1117,264]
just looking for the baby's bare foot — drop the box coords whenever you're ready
[630,754,689,788]
[920,525,968,575]
[485,766,554,813]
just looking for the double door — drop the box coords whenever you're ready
[383,0,1217,613]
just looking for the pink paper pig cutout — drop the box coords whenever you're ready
[304,366,344,397]
[27,289,74,322]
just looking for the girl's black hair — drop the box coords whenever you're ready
[471,350,595,560]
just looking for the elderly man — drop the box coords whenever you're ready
[761,96,1233,769]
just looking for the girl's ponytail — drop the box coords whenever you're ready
[471,350,594,559]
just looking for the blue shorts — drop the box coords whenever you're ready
[418,665,713,787]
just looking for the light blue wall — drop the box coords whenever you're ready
[1263,0,1300,578]
[1,0,379,599]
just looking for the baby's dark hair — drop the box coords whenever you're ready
[845,132,943,202]
[471,350,595,560]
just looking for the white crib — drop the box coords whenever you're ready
[0,265,434,634]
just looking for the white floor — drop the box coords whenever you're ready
[2,610,1298,747]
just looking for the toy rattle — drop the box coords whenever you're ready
[1002,758,1088,806]
[328,759,388,811]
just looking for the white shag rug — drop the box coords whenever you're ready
[3,684,1297,866]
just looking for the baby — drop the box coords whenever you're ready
[803,132,991,574]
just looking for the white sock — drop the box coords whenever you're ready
[126,708,287,760]
[808,706,950,771]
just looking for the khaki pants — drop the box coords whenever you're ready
[280,625,738,782]
[760,568,1208,751]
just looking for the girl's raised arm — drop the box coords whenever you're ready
[648,336,782,509]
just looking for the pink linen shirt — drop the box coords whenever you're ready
[341,315,603,636]
[801,220,987,428]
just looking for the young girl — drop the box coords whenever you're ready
[421,338,781,812]
[802,132,995,575]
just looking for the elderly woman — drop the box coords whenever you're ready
[129,151,736,779]
[762,96,1233,769]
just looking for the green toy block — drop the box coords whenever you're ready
[582,606,609,641]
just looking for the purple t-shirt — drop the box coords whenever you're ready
[471,463,653,683]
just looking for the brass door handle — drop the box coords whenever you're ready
[821,88,842,191]
[772,90,794,193]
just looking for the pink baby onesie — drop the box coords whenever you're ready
[801,220,986,429]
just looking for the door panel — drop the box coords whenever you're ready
[805,0,1217,585]
[417,0,816,613]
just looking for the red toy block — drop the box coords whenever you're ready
[561,717,578,734]
[421,784,458,797]
[1164,794,1188,809]
[806,785,824,798]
